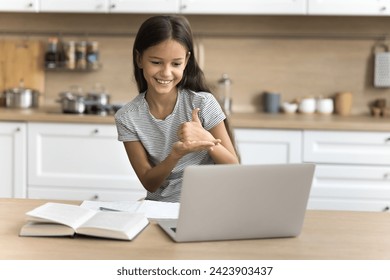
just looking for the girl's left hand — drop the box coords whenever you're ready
[172,139,221,157]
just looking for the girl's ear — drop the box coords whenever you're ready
[135,50,143,69]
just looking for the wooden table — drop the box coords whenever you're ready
[1,198,390,260]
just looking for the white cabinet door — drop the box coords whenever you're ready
[234,128,302,164]
[308,0,390,16]
[28,122,145,201]
[303,130,390,165]
[40,0,109,13]
[109,0,180,13]
[308,164,390,212]
[0,0,39,12]
[0,122,27,198]
[180,0,307,15]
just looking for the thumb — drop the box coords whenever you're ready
[191,108,201,123]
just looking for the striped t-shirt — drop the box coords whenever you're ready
[114,89,226,202]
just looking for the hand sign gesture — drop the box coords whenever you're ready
[173,108,221,156]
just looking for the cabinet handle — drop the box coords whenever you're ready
[92,194,99,200]
[28,2,33,8]
[15,127,21,132]
[180,4,187,11]
[110,4,116,9]
[93,129,99,134]
[383,206,390,212]
[380,6,387,12]
[384,173,390,179]
[385,137,390,143]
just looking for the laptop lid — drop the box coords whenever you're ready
[168,163,315,242]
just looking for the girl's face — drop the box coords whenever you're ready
[137,39,189,96]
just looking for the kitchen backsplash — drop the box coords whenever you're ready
[2,13,390,115]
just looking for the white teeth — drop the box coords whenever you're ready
[156,79,171,84]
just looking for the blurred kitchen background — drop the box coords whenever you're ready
[2,5,390,115]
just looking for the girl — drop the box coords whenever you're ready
[115,15,239,202]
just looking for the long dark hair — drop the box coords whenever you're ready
[133,15,209,93]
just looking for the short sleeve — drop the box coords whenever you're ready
[197,92,226,130]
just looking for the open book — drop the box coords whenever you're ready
[19,202,149,241]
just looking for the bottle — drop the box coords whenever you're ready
[217,73,233,115]
[87,41,99,70]
[45,37,58,69]
[75,41,87,70]
[64,41,76,70]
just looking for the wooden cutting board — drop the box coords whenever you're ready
[0,39,45,94]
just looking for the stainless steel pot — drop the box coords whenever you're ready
[57,92,86,114]
[85,92,110,115]
[3,86,40,109]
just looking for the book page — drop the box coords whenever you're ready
[76,212,148,240]
[136,200,180,220]
[80,200,180,220]
[26,203,97,229]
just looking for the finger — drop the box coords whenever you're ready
[191,108,201,124]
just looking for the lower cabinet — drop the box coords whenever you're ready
[27,122,146,201]
[304,130,390,212]
[0,122,27,198]
[234,128,302,164]
[234,128,390,212]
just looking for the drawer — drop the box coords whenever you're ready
[303,130,390,165]
[28,185,146,202]
[309,164,390,211]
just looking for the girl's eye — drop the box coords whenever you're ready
[151,61,161,65]
[173,62,182,67]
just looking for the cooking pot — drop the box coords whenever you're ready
[57,92,86,114]
[3,81,40,109]
[85,84,110,115]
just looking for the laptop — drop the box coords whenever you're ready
[157,163,315,242]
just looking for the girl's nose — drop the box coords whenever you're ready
[160,64,172,76]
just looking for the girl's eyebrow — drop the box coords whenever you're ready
[148,55,185,61]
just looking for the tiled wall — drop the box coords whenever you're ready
[2,13,390,114]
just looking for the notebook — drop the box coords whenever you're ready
[157,163,315,242]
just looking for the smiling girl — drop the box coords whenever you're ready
[115,15,239,202]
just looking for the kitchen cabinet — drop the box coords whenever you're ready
[307,0,390,16]
[0,0,39,12]
[180,0,307,15]
[40,0,109,13]
[27,122,146,201]
[110,0,180,14]
[234,128,302,164]
[0,122,27,198]
[304,130,390,212]
[39,0,180,13]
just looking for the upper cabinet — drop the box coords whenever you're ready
[0,0,39,12]
[3,0,390,16]
[180,0,307,15]
[307,0,390,16]
[40,0,109,13]
[110,0,180,14]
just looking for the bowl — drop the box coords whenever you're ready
[282,102,298,114]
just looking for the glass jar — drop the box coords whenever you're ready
[217,73,232,115]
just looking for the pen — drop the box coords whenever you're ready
[99,207,121,212]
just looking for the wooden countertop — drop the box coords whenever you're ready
[1,106,390,131]
[1,198,390,260]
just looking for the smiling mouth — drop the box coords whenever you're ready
[156,79,172,85]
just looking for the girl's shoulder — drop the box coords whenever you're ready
[181,89,215,103]
[114,93,146,120]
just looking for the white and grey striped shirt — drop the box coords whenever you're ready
[115,89,226,202]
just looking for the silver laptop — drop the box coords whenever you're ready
[157,163,315,242]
